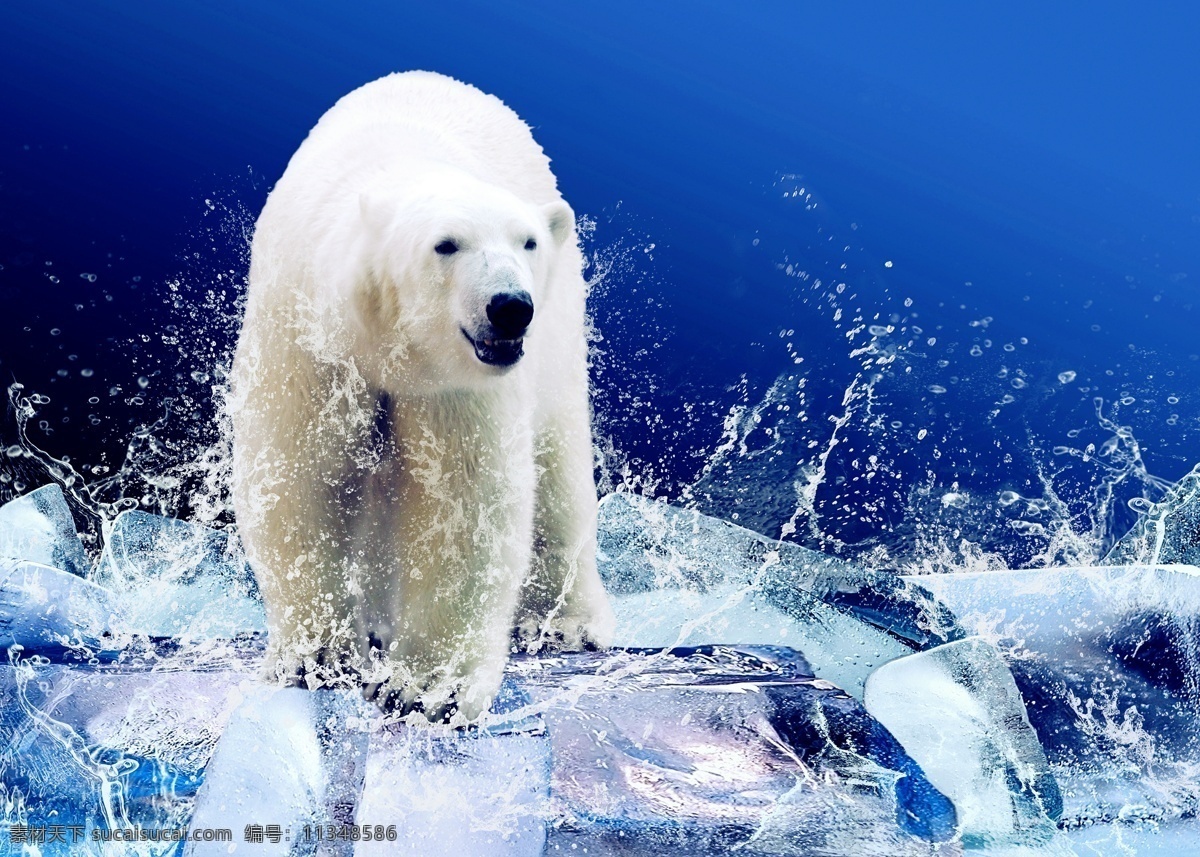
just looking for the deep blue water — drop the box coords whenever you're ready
[2,1,1200,567]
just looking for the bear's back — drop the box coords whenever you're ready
[290,71,561,208]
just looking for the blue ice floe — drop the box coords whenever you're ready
[96,509,264,639]
[0,485,1196,855]
[0,484,88,578]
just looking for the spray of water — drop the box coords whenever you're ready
[1,193,1197,850]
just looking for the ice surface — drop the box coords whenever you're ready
[520,646,956,853]
[7,487,1199,854]
[865,637,1061,847]
[183,645,956,856]
[355,698,548,857]
[598,492,962,696]
[96,509,264,638]
[0,651,250,853]
[608,585,914,700]
[912,565,1200,836]
[186,686,375,856]
[188,681,549,857]
[0,559,125,657]
[0,484,89,577]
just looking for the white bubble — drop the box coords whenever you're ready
[928,385,947,394]
[940,492,969,510]
[1058,371,1076,384]
[1128,497,1153,513]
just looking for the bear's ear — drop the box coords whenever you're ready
[543,200,575,246]
[359,193,392,235]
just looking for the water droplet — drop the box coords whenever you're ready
[1128,497,1152,513]
[941,492,969,510]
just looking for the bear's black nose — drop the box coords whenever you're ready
[486,291,534,338]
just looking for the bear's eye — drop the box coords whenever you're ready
[524,238,537,251]
[435,239,459,256]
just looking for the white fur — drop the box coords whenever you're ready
[230,71,614,722]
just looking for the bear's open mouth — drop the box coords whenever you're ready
[462,328,524,367]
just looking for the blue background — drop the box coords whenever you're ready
[2,1,1199,561]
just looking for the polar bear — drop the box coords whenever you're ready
[229,71,615,722]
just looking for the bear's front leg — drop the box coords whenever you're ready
[237,464,367,687]
[515,420,616,653]
[368,392,537,723]
[367,550,528,723]
[231,342,374,688]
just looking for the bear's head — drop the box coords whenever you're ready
[356,168,574,387]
